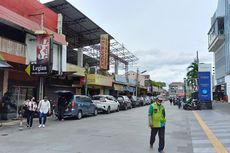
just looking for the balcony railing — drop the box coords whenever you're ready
[0,36,26,57]
[208,17,224,52]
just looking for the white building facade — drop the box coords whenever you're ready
[208,0,230,102]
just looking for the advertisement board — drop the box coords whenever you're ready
[115,75,127,84]
[198,72,211,102]
[36,35,51,65]
[100,34,110,70]
[87,74,112,87]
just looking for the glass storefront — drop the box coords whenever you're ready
[1,86,35,120]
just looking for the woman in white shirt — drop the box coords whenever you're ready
[25,96,37,128]
[38,96,51,128]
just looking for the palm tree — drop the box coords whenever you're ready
[186,59,198,91]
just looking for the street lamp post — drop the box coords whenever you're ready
[135,68,139,97]
[135,68,147,97]
[84,63,89,96]
[184,78,187,103]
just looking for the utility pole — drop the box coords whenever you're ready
[135,68,139,97]
[196,50,199,65]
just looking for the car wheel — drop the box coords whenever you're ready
[107,107,111,114]
[94,109,98,116]
[117,106,120,112]
[124,105,128,110]
[77,111,82,120]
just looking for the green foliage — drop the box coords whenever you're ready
[186,59,198,91]
[150,81,166,88]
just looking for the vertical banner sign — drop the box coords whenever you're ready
[36,35,50,65]
[198,64,212,102]
[100,34,110,70]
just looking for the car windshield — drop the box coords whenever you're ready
[92,96,102,100]
[117,97,123,101]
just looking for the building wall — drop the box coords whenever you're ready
[215,43,225,80]
[0,0,58,32]
[26,34,36,64]
[127,71,146,86]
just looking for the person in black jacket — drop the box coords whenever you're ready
[57,96,66,121]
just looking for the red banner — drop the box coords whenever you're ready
[36,35,50,65]
[100,34,110,70]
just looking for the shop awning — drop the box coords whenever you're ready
[0,53,12,68]
[0,60,12,68]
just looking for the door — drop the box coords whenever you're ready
[85,97,94,114]
[107,96,116,111]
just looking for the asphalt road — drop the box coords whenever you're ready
[0,102,195,153]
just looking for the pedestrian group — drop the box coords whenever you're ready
[19,96,51,129]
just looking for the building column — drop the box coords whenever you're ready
[77,48,83,67]
[114,59,118,74]
[38,77,44,100]
[3,70,9,95]
[0,70,4,99]
[100,88,104,95]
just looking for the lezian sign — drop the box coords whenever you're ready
[31,64,49,75]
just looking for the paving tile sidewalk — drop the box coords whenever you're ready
[193,102,230,152]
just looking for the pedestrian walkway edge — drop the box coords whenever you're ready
[192,111,228,153]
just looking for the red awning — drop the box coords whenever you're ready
[0,6,66,45]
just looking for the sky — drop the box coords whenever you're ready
[41,0,218,86]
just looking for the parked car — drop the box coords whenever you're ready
[117,96,132,110]
[150,96,156,104]
[55,91,97,119]
[144,96,151,105]
[92,95,120,113]
[137,96,144,106]
[130,96,139,107]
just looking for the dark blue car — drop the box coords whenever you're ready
[55,91,98,119]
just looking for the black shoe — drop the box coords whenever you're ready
[158,150,165,153]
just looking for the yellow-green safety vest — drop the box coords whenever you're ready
[151,103,166,128]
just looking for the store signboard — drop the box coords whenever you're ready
[87,74,112,87]
[114,84,124,91]
[198,64,212,102]
[128,79,137,86]
[115,75,127,84]
[100,34,110,70]
[198,72,211,102]
[30,64,49,75]
[36,35,51,65]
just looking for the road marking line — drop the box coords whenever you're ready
[193,111,228,153]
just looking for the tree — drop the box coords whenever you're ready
[150,81,166,89]
[186,59,198,91]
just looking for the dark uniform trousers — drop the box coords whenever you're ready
[150,127,165,152]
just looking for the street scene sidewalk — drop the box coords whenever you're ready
[0,101,229,153]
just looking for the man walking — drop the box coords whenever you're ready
[38,96,51,128]
[148,95,166,153]
[57,96,66,121]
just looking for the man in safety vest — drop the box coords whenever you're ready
[148,95,166,153]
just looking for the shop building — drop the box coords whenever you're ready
[0,0,67,119]
[208,0,230,102]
